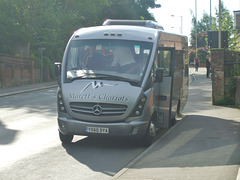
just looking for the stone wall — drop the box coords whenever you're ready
[236,78,240,105]
[211,49,240,105]
[0,56,34,87]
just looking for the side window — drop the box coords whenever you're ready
[158,49,171,77]
[153,52,159,71]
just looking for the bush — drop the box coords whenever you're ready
[215,97,235,106]
[197,47,209,63]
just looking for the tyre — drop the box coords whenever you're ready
[59,131,73,144]
[142,120,156,147]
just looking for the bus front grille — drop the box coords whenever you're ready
[69,102,127,116]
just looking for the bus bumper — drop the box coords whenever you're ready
[58,116,149,138]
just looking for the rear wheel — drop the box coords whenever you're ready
[59,131,73,144]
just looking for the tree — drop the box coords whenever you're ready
[0,0,160,79]
[100,0,157,21]
[210,1,239,50]
[190,1,239,50]
[0,1,30,55]
[190,11,210,49]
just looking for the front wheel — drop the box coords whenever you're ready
[59,131,73,144]
[142,120,156,147]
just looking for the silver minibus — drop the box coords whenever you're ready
[55,20,189,146]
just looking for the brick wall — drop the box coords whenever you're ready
[0,56,34,87]
[211,49,240,105]
[236,78,240,105]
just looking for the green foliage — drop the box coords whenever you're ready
[0,0,158,70]
[190,11,210,48]
[215,97,235,106]
[100,0,156,20]
[210,1,239,50]
[188,47,209,63]
[197,47,209,63]
[188,50,195,63]
[190,1,239,50]
[229,65,240,95]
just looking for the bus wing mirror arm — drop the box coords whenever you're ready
[155,68,164,83]
[54,62,62,86]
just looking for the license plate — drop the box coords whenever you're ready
[85,127,109,134]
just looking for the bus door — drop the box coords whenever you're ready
[154,47,175,128]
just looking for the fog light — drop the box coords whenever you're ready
[60,122,66,130]
[135,111,140,116]
[60,106,65,111]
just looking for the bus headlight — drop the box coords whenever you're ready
[131,95,147,117]
[58,90,67,113]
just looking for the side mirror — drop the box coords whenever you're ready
[54,62,62,77]
[55,62,62,86]
[155,68,164,83]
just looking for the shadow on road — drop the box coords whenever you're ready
[58,113,240,177]
[130,114,240,168]
[0,120,18,145]
[62,137,145,176]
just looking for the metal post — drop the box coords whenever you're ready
[180,16,183,34]
[195,0,198,57]
[209,0,212,68]
[218,0,222,48]
[210,0,212,31]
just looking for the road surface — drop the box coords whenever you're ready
[0,88,146,180]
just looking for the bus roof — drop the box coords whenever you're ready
[72,25,159,42]
[102,19,164,30]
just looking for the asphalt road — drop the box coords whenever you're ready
[0,88,146,180]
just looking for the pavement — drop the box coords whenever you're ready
[113,68,240,180]
[0,68,240,180]
[0,81,57,97]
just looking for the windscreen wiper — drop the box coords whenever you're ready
[91,73,140,86]
[70,75,97,82]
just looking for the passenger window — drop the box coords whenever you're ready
[158,50,171,77]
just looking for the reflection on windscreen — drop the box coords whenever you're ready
[65,39,152,83]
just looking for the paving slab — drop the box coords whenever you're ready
[113,68,240,180]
